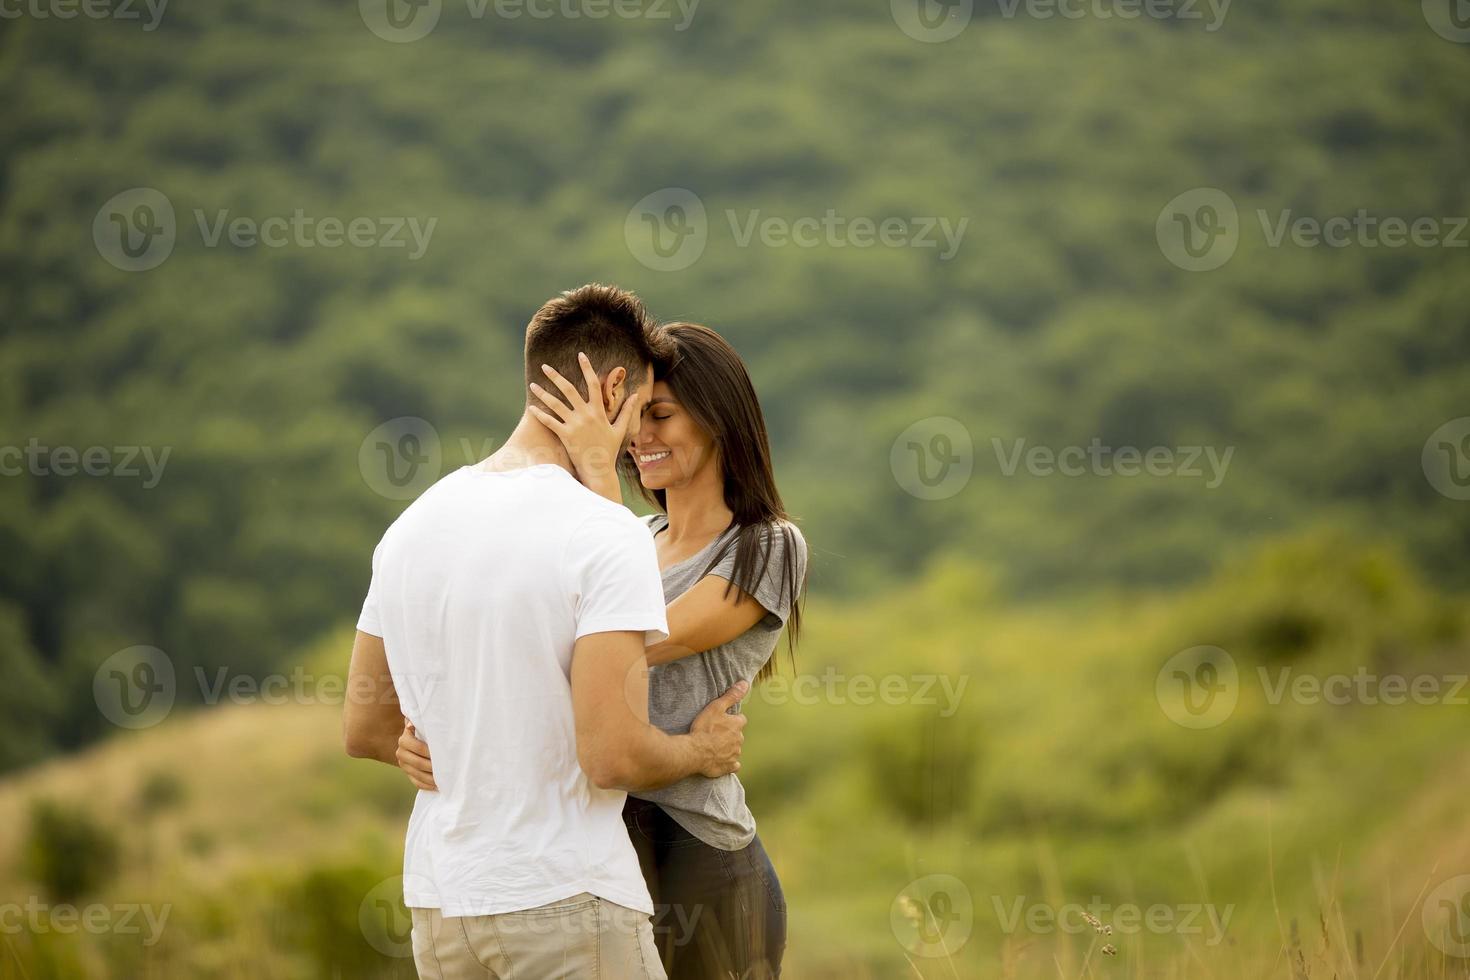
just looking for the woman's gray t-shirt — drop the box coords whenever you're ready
[630,513,808,850]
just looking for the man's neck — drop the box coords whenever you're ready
[477,411,574,476]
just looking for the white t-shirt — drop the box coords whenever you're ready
[357,463,669,916]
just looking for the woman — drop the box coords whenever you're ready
[395,321,808,979]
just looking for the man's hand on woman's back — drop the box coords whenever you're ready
[690,682,749,778]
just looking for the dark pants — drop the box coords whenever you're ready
[622,797,786,979]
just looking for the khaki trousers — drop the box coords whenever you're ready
[410,892,666,980]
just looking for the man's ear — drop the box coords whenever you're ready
[602,365,628,412]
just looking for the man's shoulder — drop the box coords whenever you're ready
[560,493,650,542]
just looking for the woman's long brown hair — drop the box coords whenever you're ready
[618,322,806,681]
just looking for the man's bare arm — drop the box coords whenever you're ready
[571,629,747,792]
[342,630,405,764]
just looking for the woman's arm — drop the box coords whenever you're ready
[645,574,772,666]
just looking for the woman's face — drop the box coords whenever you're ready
[628,381,718,490]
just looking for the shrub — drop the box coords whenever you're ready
[22,799,121,904]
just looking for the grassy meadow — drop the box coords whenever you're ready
[3,531,1467,978]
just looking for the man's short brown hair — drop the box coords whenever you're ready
[524,284,672,407]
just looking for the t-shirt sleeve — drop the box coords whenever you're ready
[567,512,670,646]
[707,522,808,631]
[356,540,384,637]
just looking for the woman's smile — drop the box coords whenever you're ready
[635,449,672,468]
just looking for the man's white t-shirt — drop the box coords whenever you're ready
[357,463,668,916]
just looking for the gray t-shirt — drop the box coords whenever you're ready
[630,513,808,850]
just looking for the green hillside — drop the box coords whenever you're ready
[3,0,1469,770]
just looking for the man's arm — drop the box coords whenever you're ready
[342,630,405,764]
[572,629,746,792]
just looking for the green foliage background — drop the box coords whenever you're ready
[1,0,1468,975]
[3,0,1468,765]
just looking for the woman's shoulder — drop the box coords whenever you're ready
[751,518,807,562]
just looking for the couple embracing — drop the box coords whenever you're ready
[344,284,808,979]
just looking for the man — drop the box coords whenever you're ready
[343,284,748,979]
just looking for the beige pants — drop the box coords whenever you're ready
[410,892,666,980]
